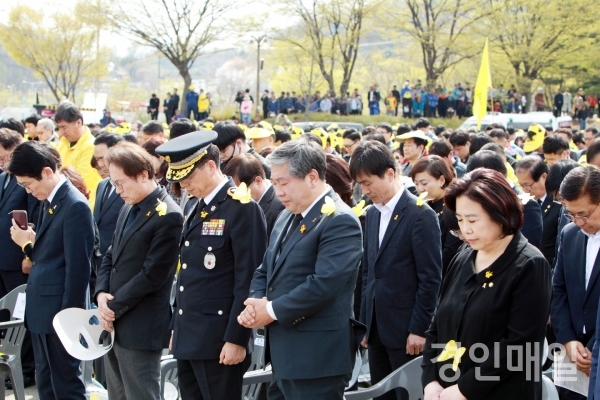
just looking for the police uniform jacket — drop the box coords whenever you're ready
[172,177,267,360]
[94,187,182,350]
[422,231,551,400]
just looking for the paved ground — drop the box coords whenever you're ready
[5,385,39,399]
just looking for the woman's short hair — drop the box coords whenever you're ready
[445,168,523,236]
[545,159,579,197]
[410,155,454,189]
[222,153,266,187]
[142,137,168,181]
[105,142,155,179]
[61,166,90,199]
[325,154,353,206]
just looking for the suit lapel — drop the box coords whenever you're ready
[366,208,380,266]
[113,189,167,262]
[578,230,588,295]
[272,190,334,278]
[374,189,408,265]
[259,185,275,212]
[0,174,17,210]
[585,235,600,302]
[97,189,120,222]
[35,182,70,242]
[541,195,555,220]
[93,180,107,220]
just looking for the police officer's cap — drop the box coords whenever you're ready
[155,130,217,183]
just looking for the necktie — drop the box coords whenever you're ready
[101,183,112,210]
[39,200,49,228]
[538,199,543,206]
[186,199,205,230]
[123,205,140,232]
[280,214,303,251]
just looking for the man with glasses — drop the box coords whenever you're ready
[94,141,183,400]
[213,121,271,178]
[375,123,394,148]
[8,141,95,399]
[0,129,37,389]
[516,156,562,266]
[552,165,600,400]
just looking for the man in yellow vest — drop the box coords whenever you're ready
[55,102,101,211]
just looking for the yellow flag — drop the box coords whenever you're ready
[473,38,492,130]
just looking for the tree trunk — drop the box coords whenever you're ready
[178,66,192,114]
[516,76,533,112]
[426,69,437,91]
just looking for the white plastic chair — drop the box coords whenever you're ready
[0,284,27,400]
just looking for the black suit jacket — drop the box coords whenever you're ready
[539,194,561,266]
[0,173,37,271]
[172,178,267,360]
[551,222,600,350]
[95,187,183,350]
[361,189,442,349]
[258,184,284,237]
[520,195,543,249]
[93,179,124,273]
[26,180,95,334]
[422,232,551,400]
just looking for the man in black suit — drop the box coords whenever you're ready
[552,165,600,400]
[156,131,267,400]
[0,129,37,389]
[350,141,442,400]
[95,142,183,400]
[9,141,95,400]
[149,94,160,120]
[171,88,180,115]
[92,133,125,292]
[516,156,562,266]
[238,138,363,400]
[223,153,284,236]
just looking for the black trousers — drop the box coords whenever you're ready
[177,355,251,400]
[0,269,34,375]
[368,311,416,400]
[31,332,85,400]
[268,372,351,400]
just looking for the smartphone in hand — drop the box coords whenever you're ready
[12,210,28,230]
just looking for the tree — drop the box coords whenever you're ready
[480,0,596,111]
[103,0,235,113]
[278,0,376,95]
[0,4,109,102]
[396,0,487,89]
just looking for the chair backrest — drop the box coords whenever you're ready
[541,375,559,400]
[0,285,27,360]
[242,329,267,399]
[160,357,179,400]
[0,284,26,319]
[344,356,424,400]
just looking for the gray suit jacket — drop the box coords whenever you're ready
[249,189,363,380]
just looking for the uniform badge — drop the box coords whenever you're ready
[204,252,216,269]
[202,219,225,236]
[211,205,216,211]
[200,211,208,218]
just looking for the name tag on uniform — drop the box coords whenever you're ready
[202,219,225,236]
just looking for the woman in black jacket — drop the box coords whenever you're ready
[422,168,551,400]
[411,155,462,277]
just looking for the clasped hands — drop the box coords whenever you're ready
[96,292,116,333]
[237,297,274,328]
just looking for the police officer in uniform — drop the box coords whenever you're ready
[155,131,268,400]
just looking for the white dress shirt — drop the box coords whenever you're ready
[373,187,404,247]
[257,180,272,204]
[266,186,330,320]
[203,177,229,205]
[585,232,600,290]
[48,175,67,203]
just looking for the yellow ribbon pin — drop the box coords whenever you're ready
[200,211,208,218]
[485,271,493,279]
[352,199,366,217]
[227,182,252,204]
[321,196,336,216]
[416,191,429,206]
[300,224,306,233]
[155,199,167,216]
[437,340,467,371]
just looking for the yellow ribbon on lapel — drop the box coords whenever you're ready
[437,340,466,371]
[156,199,167,216]
[416,191,429,206]
[227,182,252,204]
[352,200,366,217]
[321,196,336,216]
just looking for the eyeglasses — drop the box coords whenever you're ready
[520,182,535,190]
[449,230,465,239]
[344,141,358,150]
[110,178,130,190]
[16,180,33,190]
[563,201,600,223]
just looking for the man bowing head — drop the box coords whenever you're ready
[238,137,363,400]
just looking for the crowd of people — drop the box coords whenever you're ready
[1,102,600,400]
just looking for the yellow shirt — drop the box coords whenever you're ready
[57,127,101,211]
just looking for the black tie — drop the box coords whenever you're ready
[123,205,140,232]
[101,183,112,210]
[39,200,49,228]
[538,199,543,206]
[280,214,303,251]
